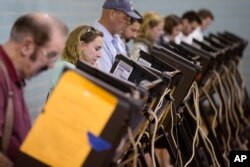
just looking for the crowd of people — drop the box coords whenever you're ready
[0,0,214,165]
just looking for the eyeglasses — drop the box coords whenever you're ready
[114,10,130,22]
[41,49,59,63]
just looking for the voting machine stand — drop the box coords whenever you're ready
[109,54,173,166]
[152,46,211,167]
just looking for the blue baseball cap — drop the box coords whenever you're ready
[103,0,141,19]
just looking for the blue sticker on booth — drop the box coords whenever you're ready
[87,132,111,152]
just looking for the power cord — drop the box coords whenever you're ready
[167,95,182,167]
[118,122,149,167]
[184,83,200,167]
[213,70,232,153]
[127,127,138,167]
[224,65,245,150]
[202,86,219,138]
[147,110,159,167]
[154,88,170,115]
[231,62,249,126]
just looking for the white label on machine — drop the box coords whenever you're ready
[113,60,133,81]
[137,58,152,67]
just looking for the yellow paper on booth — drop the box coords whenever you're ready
[21,70,118,167]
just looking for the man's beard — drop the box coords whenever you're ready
[125,38,130,43]
[37,65,49,74]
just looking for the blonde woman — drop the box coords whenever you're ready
[49,25,103,91]
[62,25,103,66]
[131,12,164,61]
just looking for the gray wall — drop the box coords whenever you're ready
[1,0,250,121]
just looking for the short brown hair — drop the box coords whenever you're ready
[10,13,68,47]
[164,14,181,34]
[198,9,214,20]
[182,11,202,25]
[10,14,51,46]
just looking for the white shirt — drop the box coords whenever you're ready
[131,41,149,61]
[175,32,193,45]
[93,20,125,73]
[174,33,183,44]
[182,33,193,45]
[162,34,171,44]
[189,27,204,42]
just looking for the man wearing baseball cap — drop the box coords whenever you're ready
[93,0,140,72]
